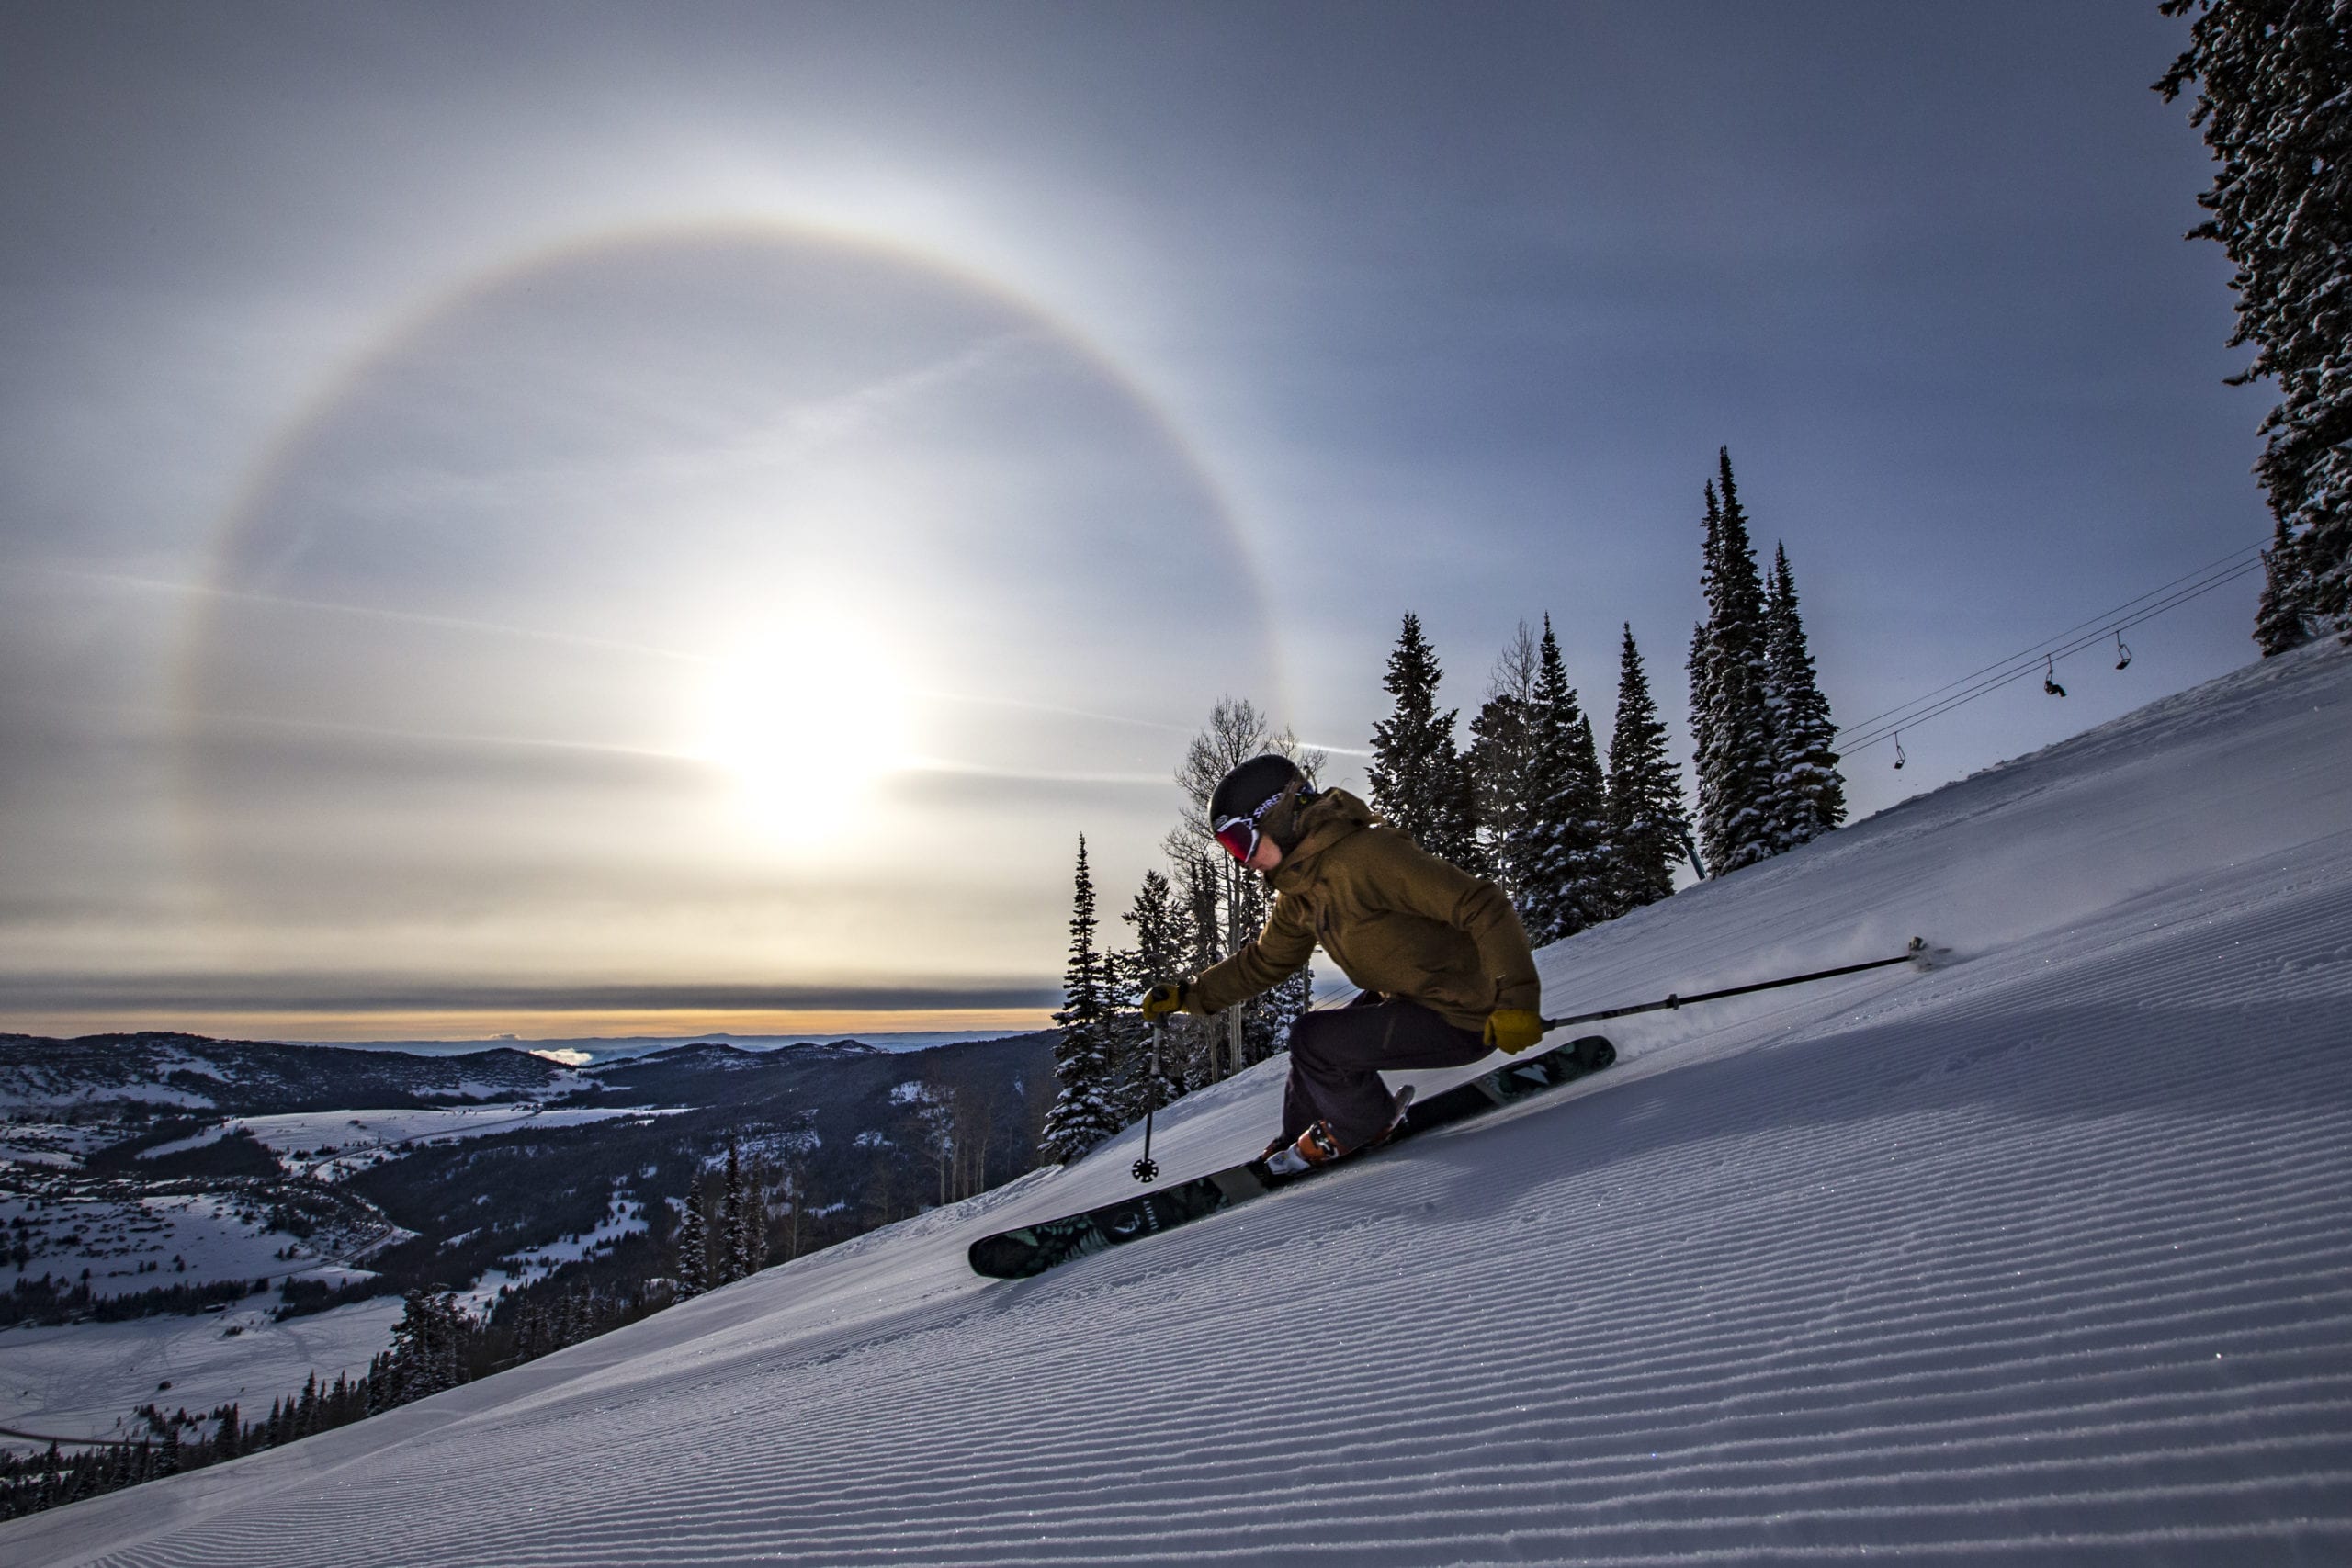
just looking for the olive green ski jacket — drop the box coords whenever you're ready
[1185,787,1541,1034]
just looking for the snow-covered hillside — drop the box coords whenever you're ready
[2,1293,406,1456]
[9,642,2351,1565]
[139,1103,683,1180]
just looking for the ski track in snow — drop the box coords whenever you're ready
[9,643,2352,1565]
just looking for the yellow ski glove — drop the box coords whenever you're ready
[1140,981,1191,1021]
[1483,1008,1546,1055]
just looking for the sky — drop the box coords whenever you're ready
[0,1,2274,1044]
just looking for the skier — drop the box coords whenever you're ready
[1142,754,1546,1175]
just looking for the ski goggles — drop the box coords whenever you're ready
[1211,789,1289,864]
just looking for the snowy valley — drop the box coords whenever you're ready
[2,1030,1055,1467]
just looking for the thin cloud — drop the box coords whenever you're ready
[0,973,1057,1013]
[9,561,705,667]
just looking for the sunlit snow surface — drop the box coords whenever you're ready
[11,643,2352,1564]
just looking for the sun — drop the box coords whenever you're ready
[695,611,912,844]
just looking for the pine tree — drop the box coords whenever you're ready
[1563,702,1613,931]
[386,1290,464,1404]
[1516,617,1613,943]
[2161,0,2352,645]
[2254,511,2314,655]
[744,1156,770,1274]
[719,1143,752,1285]
[1115,870,1190,1116]
[1042,836,1120,1163]
[674,1182,708,1299]
[1465,621,1542,897]
[1604,624,1691,913]
[1690,452,1780,875]
[1762,544,1846,849]
[1368,614,1481,869]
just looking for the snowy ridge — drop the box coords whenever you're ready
[8,643,2351,1565]
[0,1035,588,1116]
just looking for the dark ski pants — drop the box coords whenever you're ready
[1280,994,1489,1151]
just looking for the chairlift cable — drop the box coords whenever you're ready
[1838,562,2257,754]
[1837,554,2262,755]
[1837,549,2259,745]
[1833,542,2263,742]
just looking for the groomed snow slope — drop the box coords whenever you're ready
[10,642,2352,1566]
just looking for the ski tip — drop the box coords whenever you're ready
[968,1232,1046,1280]
[1906,936,1955,970]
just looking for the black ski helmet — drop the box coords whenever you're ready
[1209,754,1311,852]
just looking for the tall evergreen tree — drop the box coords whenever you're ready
[1042,836,1120,1163]
[745,1156,770,1273]
[1562,704,1614,931]
[1114,870,1191,1115]
[1515,617,1612,943]
[1368,614,1482,869]
[1762,544,1846,849]
[1465,621,1542,898]
[720,1143,754,1284]
[1690,452,1780,875]
[1604,624,1692,913]
[385,1291,466,1404]
[674,1182,708,1299]
[2161,0,2352,647]
[1163,847,1227,1089]
[2253,513,2313,654]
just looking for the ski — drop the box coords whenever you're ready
[967,1033,1616,1280]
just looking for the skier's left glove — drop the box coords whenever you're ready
[1483,1009,1545,1055]
[1140,981,1191,1021]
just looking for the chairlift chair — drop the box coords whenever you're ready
[2044,655,2066,698]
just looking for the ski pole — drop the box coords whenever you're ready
[1131,1019,1166,1185]
[1542,937,1937,1032]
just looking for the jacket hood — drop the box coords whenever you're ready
[1268,787,1376,888]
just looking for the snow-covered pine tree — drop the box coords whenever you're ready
[2160,0,2352,647]
[1562,697,1615,931]
[1041,835,1120,1163]
[1687,500,1722,867]
[2254,513,2312,653]
[745,1156,770,1273]
[1516,617,1613,943]
[385,1290,466,1405]
[1466,621,1542,898]
[674,1182,707,1299]
[1690,452,1780,875]
[1368,613,1482,870]
[720,1142,752,1284]
[1163,848,1226,1089]
[1762,544,1846,848]
[1605,623,1691,913]
[1116,870,1190,1113]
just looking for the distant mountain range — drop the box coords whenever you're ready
[291,1030,1035,1065]
[0,1032,587,1116]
